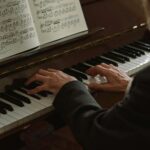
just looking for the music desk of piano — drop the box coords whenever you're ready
[0,0,150,149]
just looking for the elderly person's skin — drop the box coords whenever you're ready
[86,64,131,92]
[26,64,131,95]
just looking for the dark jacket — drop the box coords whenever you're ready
[53,66,150,150]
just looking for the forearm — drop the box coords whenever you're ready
[53,66,150,149]
[53,81,132,149]
[53,81,103,124]
[53,81,105,149]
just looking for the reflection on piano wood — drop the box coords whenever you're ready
[0,0,149,147]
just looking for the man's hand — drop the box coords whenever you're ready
[26,69,77,95]
[86,64,131,92]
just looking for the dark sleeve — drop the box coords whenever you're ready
[53,67,150,150]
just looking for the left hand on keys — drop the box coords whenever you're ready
[26,68,77,95]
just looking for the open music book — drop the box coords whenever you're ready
[0,0,88,60]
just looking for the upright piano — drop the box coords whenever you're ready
[0,0,150,148]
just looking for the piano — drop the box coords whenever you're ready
[0,0,150,148]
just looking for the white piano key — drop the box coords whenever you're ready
[0,98,31,117]
[0,122,4,128]
[14,89,50,107]
[0,114,18,134]
[15,89,54,107]
[6,111,23,120]
[118,52,150,75]
[0,92,54,135]
[0,113,17,122]
[0,116,10,125]
[36,94,54,106]
[0,99,25,118]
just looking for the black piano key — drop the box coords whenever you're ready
[64,68,87,80]
[131,42,150,52]
[114,48,137,58]
[103,53,126,63]
[72,63,92,72]
[17,88,41,100]
[110,52,130,61]
[28,81,53,97]
[23,82,48,97]
[23,82,37,90]
[0,106,7,114]
[122,46,142,57]
[31,82,49,97]
[86,58,102,66]
[7,91,31,104]
[118,47,138,58]
[72,68,88,79]
[125,45,145,55]
[95,56,118,66]
[46,91,53,95]
[137,40,150,47]
[0,93,24,107]
[0,100,13,111]
[37,92,48,97]
[63,68,82,81]
[35,82,54,95]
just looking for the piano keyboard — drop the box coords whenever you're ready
[0,40,150,135]
[0,85,54,135]
[71,40,150,77]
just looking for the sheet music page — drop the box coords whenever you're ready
[0,0,39,60]
[28,0,88,45]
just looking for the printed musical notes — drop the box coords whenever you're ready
[0,0,87,60]
[29,0,87,44]
[31,0,81,33]
[0,0,39,59]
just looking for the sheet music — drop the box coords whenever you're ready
[28,0,88,45]
[0,0,39,60]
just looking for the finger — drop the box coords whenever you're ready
[88,83,113,91]
[86,65,108,76]
[38,69,51,76]
[26,74,48,85]
[27,84,47,95]
[86,66,100,76]
[109,64,119,71]
[100,63,111,68]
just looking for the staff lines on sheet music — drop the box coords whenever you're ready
[31,0,81,34]
[0,0,37,52]
[32,0,74,8]
[0,0,28,17]
[0,31,36,51]
[35,2,76,19]
[0,16,33,33]
[40,16,80,33]
[0,24,146,78]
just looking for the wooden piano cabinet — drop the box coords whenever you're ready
[0,0,147,77]
[0,0,149,149]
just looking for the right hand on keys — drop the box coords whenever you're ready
[86,63,132,92]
